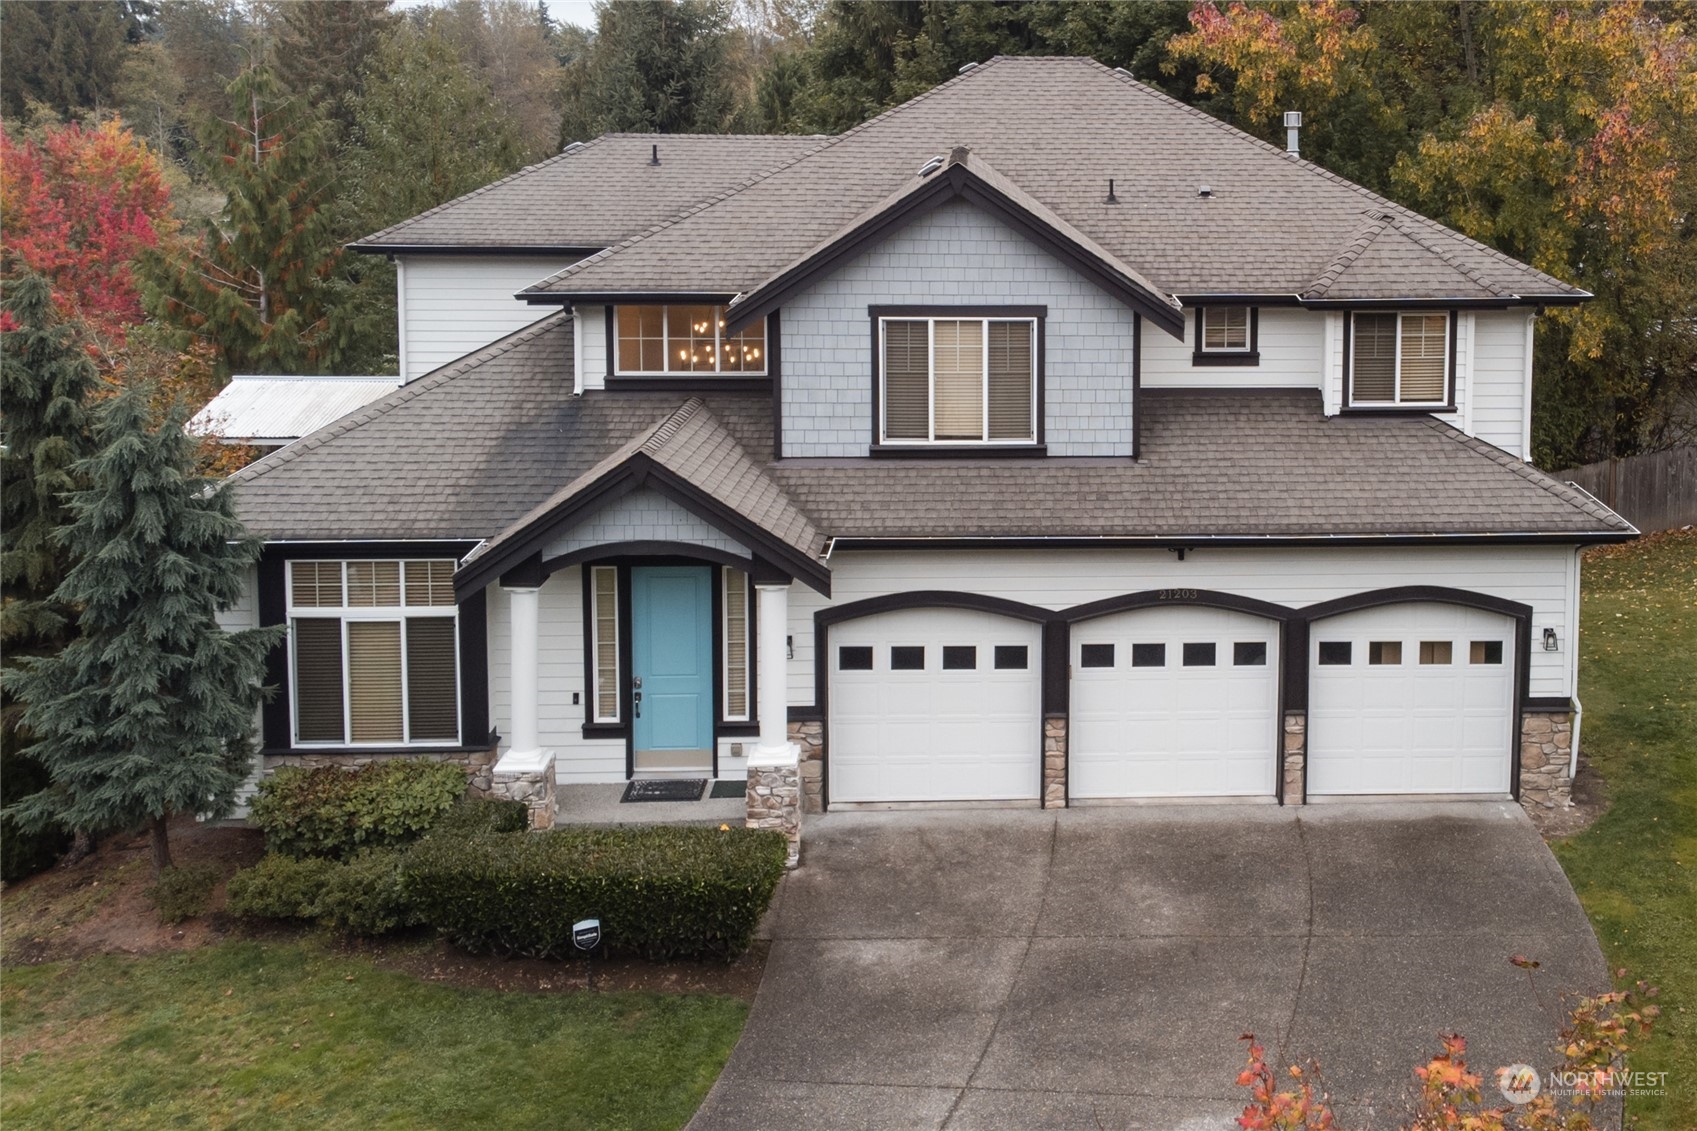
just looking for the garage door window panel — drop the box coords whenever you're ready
[890,646,925,671]
[942,645,977,670]
[1369,640,1402,665]
[1131,643,1165,667]
[1419,640,1454,665]
[1318,641,1352,665]
[1080,643,1115,668]
[994,645,1028,670]
[1233,642,1267,666]
[879,316,1037,445]
[1471,641,1504,664]
[838,645,874,671]
[1182,642,1216,667]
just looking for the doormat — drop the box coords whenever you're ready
[622,778,707,803]
[709,779,747,799]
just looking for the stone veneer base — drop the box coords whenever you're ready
[1042,716,1067,809]
[790,719,825,815]
[490,752,557,830]
[262,747,498,795]
[747,757,802,866]
[1518,710,1574,813]
[1282,711,1307,805]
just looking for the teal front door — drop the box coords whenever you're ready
[631,566,714,772]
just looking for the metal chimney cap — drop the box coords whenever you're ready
[1284,110,1303,128]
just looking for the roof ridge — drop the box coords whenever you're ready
[1304,215,1388,299]
[1418,417,1632,530]
[1087,59,1586,298]
[231,310,569,487]
[594,131,832,140]
[1381,214,1508,297]
[523,58,1016,294]
[643,397,706,451]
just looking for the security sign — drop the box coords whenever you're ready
[572,918,602,951]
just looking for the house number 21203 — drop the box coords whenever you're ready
[1157,589,1198,600]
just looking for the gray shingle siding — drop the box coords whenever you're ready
[781,201,1137,457]
[541,487,746,561]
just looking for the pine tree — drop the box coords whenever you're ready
[0,274,98,879]
[4,384,283,876]
[141,62,360,376]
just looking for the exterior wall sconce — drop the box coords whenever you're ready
[1543,627,1559,651]
[787,634,795,660]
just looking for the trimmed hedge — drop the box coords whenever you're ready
[402,825,788,962]
[433,796,529,838]
[249,759,467,858]
[226,848,415,936]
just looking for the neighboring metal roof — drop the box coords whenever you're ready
[349,133,829,252]
[189,375,402,446]
[229,316,1633,547]
[523,57,1587,305]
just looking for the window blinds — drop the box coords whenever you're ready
[592,566,620,722]
[987,321,1034,440]
[346,621,404,743]
[1398,314,1448,402]
[724,568,749,720]
[293,618,345,742]
[405,617,459,740]
[931,320,984,440]
[883,320,930,440]
[1350,313,1398,402]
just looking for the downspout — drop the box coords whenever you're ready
[1570,543,1584,779]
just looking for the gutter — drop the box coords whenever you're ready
[825,531,1638,550]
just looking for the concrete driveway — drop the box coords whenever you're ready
[688,802,1608,1130]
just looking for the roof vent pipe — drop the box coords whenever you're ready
[1106,178,1118,204]
[564,140,586,153]
[1284,110,1302,155]
[1197,184,1212,199]
[649,143,660,166]
[958,61,979,74]
[917,155,945,178]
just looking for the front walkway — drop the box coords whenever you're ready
[688,802,1608,1130]
[553,782,746,826]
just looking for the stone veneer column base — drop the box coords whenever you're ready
[789,719,825,815]
[490,751,557,830]
[747,754,802,867]
[1519,710,1574,813]
[1042,716,1067,809]
[1282,711,1307,805]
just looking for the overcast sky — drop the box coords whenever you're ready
[392,0,600,32]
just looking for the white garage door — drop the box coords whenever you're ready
[1070,606,1280,799]
[1308,604,1515,796]
[829,608,1043,803]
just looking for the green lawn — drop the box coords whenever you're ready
[1552,530,1697,1129]
[1,941,747,1131]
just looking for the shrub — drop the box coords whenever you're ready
[432,796,528,838]
[403,825,788,962]
[226,853,338,920]
[147,862,222,923]
[0,745,71,882]
[249,759,467,858]
[314,848,417,936]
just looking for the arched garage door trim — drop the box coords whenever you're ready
[1064,590,1296,804]
[817,592,1052,808]
[1301,586,1533,800]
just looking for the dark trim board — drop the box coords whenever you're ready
[604,377,773,393]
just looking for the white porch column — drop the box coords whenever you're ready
[506,585,542,757]
[494,584,555,828]
[747,580,801,865]
[752,581,795,762]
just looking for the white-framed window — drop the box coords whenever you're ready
[1350,311,1450,405]
[1199,306,1251,353]
[590,565,620,723]
[879,316,1037,444]
[723,567,751,722]
[286,560,459,747]
[614,304,767,375]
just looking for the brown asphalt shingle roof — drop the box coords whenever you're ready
[525,57,1585,303]
[230,317,1631,547]
[350,133,828,251]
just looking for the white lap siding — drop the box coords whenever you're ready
[786,545,1582,707]
[399,255,580,381]
[1140,306,1325,389]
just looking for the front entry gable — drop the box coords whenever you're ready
[455,398,830,598]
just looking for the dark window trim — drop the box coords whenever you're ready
[1343,308,1458,411]
[1192,305,1260,366]
[257,542,488,753]
[604,304,774,384]
[868,305,1047,451]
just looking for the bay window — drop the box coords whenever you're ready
[615,304,766,375]
[288,560,460,746]
[879,314,1038,445]
[1349,311,1451,406]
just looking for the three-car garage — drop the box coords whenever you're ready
[821,593,1524,808]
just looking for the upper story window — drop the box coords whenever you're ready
[287,560,459,747]
[879,315,1037,445]
[615,304,766,375]
[1193,305,1258,366]
[1349,311,1450,406]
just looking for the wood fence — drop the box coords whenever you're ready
[1558,445,1697,532]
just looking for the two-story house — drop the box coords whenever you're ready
[229,58,1632,848]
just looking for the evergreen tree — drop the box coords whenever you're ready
[0,275,98,879]
[141,62,363,376]
[4,385,283,876]
[557,0,749,142]
[0,1,154,120]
